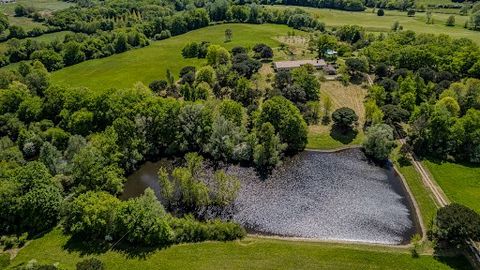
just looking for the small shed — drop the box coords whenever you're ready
[323,65,337,75]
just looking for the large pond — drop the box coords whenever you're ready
[121,148,419,245]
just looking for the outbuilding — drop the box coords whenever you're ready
[273,59,327,71]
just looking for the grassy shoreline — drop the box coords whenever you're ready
[5,228,471,270]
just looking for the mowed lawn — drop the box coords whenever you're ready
[269,6,480,44]
[50,24,303,90]
[423,160,480,212]
[6,228,471,270]
[307,81,366,150]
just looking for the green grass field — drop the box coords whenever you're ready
[50,24,304,90]
[0,0,72,15]
[423,160,480,212]
[269,6,479,44]
[5,228,471,270]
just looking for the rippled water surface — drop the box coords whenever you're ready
[122,149,418,244]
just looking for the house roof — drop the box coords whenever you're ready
[273,59,326,69]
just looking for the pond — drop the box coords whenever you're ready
[121,148,419,245]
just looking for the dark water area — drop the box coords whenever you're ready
[121,148,418,245]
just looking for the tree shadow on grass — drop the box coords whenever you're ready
[63,235,169,260]
[330,125,358,145]
[63,236,110,256]
[434,255,473,270]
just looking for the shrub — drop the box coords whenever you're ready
[410,234,422,258]
[363,124,395,161]
[76,258,105,270]
[252,44,273,59]
[0,233,28,249]
[170,215,246,243]
[155,30,171,40]
[377,9,385,16]
[18,232,28,247]
[149,80,168,92]
[182,42,199,58]
[0,253,9,269]
[332,107,358,132]
[446,15,455,26]
[114,189,173,246]
[258,96,308,152]
[1,235,17,249]
[63,191,120,239]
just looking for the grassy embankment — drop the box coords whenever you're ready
[391,146,439,229]
[6,228,472,270]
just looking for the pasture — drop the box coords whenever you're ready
[0,0,73,37]
[6,228,471,270]
[423,160,480,212]
[50,24,306,90]
[0,0,72,15]
[269,6,480,44]
[307,81,366,150]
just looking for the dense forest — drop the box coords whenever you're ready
[360,31,480,162]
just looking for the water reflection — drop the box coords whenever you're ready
[121,148,418,244]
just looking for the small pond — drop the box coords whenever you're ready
[121,148,419,245]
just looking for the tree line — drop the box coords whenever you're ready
[0,1,325,70]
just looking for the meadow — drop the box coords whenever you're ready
[6,228,470,270]
[269,6,480,44]
[307,81,367,149]
[50,24,306,90]
[423,160,480,212]
[0,0,72,15]
[0,0,73,37]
